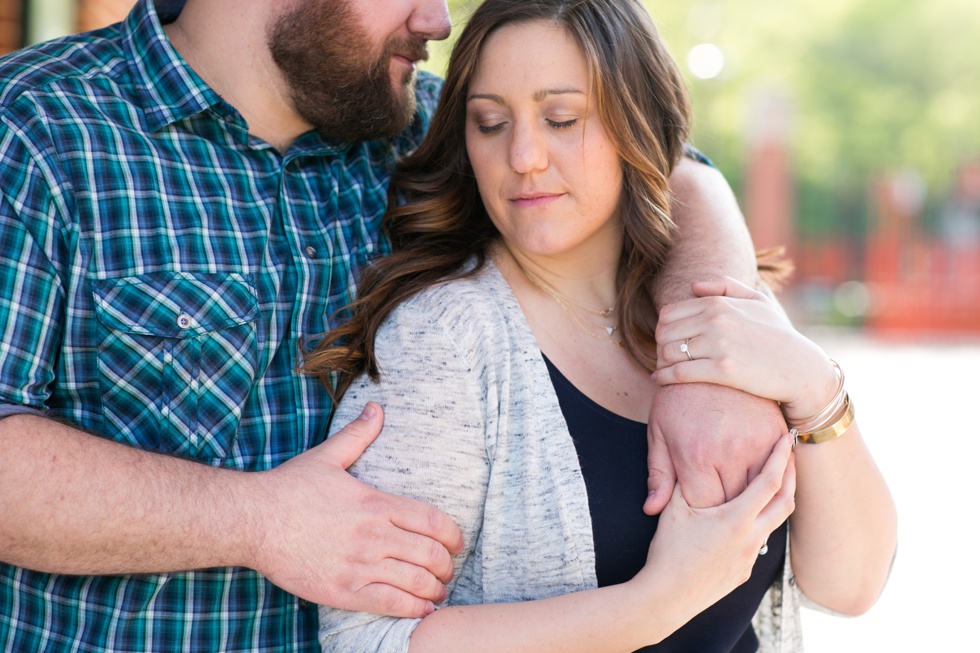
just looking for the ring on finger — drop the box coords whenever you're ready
[680,338,693,361]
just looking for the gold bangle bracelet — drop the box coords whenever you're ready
[792,395,855,445]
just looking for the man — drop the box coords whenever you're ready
[0,0,784,650]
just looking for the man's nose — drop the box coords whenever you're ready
[408,0,452,41]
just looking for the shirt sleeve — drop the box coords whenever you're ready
[0,168,67,410]
[0,404,44,419]
[317,290,493,653]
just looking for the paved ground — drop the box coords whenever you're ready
[796,329,977,651]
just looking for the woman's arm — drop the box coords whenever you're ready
[787,421,896,615]
[318,284,796,653]
[410,436,795,653]
[654,276,898,615]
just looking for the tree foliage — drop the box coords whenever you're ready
[428,0,980,236]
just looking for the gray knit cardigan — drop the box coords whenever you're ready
[318,261,805,652]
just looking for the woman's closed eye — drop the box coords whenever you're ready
[546,118,577,130]
[477,121,507,135]
[476,117,577,135]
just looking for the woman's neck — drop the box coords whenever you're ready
[494,242,620,315]
[491,241,654,422]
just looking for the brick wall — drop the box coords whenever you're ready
[76,0,134,32]
[1,0,134,56]
[0,0,22,55]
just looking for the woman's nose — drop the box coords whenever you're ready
[509,123,548,174]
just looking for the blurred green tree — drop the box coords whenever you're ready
[426,0,980,238]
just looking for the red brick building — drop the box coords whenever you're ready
[0,0,134,54]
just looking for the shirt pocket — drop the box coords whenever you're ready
[92,272,259,462]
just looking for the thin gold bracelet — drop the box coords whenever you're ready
[785,360,844,430]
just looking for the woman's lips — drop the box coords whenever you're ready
[511,193,564,208]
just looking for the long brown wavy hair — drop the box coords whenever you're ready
[303,0,694,398]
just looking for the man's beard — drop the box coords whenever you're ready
[268,0,429,142]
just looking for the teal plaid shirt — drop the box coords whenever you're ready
[0,1,441,650]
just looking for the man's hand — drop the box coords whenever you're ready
[643,384,786,514]
[646,158,788,514]
[252,402,464,618]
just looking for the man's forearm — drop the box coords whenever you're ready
[656,157,758,307]
[0,414,259,575]
[645,157,782,513]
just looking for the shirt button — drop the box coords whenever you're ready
[177,313,193,329]
[304,246,317,259]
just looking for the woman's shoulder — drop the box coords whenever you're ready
[383,260,526,361]
[396,260,514,323]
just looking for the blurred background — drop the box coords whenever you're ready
[437,0,980,338]
[3,0,976,650]
[6,0,978,336]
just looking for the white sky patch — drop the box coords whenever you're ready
[687,43,725,80]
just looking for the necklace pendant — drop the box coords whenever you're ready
[604,325,616,336]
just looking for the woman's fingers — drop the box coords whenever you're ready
[644,433,796,608]
[690,276,766,301]
[757,445,797,530]
[733,433,796,530]
[654,333,740,386]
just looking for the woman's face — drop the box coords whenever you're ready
[465,20,625,263]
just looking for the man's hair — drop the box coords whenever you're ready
[302,0,692,396]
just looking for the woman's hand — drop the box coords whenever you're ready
[655,276,837,422]
[631,433,796,624]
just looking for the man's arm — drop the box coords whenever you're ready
[0,407,462,618]
[0,152,460,618]
[645,156,785,514]
[650,276,897,614]
[655,156,759,307]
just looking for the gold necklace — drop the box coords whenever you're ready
[512,257,622,346]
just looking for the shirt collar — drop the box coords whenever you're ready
[122,0,233,133]
[117,0,427,155]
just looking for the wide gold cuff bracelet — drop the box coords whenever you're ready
[792,394,855,445]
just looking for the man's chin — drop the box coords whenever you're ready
[392,82,418,128]
[392,65,417,95]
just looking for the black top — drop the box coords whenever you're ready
[543,355,787,653]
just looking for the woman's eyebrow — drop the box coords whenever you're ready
[466,93,505,104]
[534,87,584,101]
[466,88,585,104]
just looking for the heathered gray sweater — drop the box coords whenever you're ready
[318,261,804,653]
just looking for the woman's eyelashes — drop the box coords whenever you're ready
[473,116,579,135]
[546,118,577,129]
[476,121,507,135]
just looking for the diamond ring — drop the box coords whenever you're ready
[680,339,693,361]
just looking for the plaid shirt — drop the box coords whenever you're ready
[0,1,440,650]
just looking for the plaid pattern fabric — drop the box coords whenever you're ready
[0,0,440,650]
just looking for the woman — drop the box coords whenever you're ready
[304,1,896,651]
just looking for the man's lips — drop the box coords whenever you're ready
[392,54,417,69]
[391,41,429,68]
